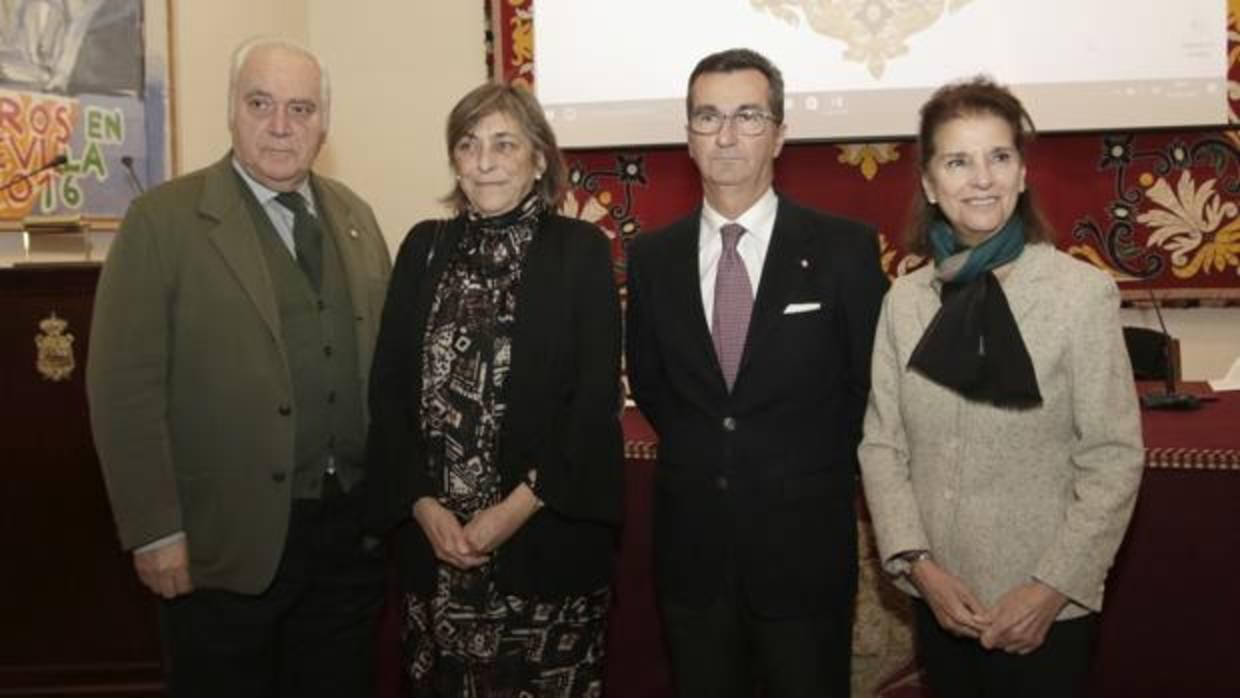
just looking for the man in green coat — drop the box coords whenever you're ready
[87,37,391,697]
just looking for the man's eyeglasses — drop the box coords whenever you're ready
[688,107,779,136]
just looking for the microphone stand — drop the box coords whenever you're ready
[0,155,69,193]
[120,155,145,195]
[1139,288,1200,410]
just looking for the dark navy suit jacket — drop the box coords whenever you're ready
[625,195,889,617]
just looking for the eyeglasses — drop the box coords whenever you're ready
[688,107,779,136]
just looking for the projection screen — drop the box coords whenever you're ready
[535,0,1229,148]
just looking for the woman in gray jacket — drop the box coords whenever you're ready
[859,77,1144,698]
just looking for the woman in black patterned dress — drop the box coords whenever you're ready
[366,82,624,697]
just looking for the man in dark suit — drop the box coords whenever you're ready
[624,48,889,697]
[87,37,390,698]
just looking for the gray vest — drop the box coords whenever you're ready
[240,184,366,499]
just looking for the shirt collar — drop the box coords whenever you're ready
[699,187,778,250]
[231,157,316,212]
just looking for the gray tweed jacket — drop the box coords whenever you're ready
[859,243,1144,619]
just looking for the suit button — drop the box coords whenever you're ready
[722,416,736,431]
[277,404,292,416]
[715,475,729,490]
[272,471,287,483]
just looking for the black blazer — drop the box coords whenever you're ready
[366,213,624,598]
[625,196,889,618]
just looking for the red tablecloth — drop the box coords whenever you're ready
[1139,385,1240,469]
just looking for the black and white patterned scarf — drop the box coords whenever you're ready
[420,193,543,519]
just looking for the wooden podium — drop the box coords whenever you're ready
[0,265,164,697]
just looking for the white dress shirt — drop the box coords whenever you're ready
[232,158,319,257]
[698,187,778,331]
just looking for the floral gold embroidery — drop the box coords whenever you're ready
[752,0,975,79]
[508,0,533,81]
[837,143,901,180]
[561,191,615,238]
[1228,0,1240,149]
[877,232,899,276]
[1138,171,1240,277]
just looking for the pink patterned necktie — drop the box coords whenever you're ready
[712,223,753,390]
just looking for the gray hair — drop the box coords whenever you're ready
[228,36,331,130]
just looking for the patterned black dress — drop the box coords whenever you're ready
[405,195,609,698]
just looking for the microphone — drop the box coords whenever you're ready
[120,155,145,195]
[1139,287,1200,410]
[0,154,69,193]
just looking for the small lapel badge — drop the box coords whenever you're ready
[799,258,809,269]
[349,228,359,240]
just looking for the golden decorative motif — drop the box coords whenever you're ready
[894,253,927,277]
[1177,220,1240,278]
[1228,1,1240,149]
[508,0,534,80]
[877,231,900,276]
[752,0,975,79]
[876,231,928,278]
[34,312,75,381]
[560,190,617,239]
[837,142,901,180]
[1138,171,1240,278]
[1066,244,1141,283]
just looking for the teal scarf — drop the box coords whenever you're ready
[929,215,1025,284]
[908,215,1042,408]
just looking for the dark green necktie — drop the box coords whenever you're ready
[275,191,323,291]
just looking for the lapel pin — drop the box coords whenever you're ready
[799,258,809,268]
[349,228,359,239]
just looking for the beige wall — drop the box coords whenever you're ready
[170,0,485,250]
[172,0,309,174]
[308,1,487,245]
[1121,307,1239,383]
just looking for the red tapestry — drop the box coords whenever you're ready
[490,0,1240,303]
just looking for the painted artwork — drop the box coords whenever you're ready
[0,0,171,229]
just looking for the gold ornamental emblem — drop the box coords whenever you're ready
[35,312,75,381]
[753,0,976,79]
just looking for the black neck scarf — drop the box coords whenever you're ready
[907,216,1043,408]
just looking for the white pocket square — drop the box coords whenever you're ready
[783,302,821,314]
